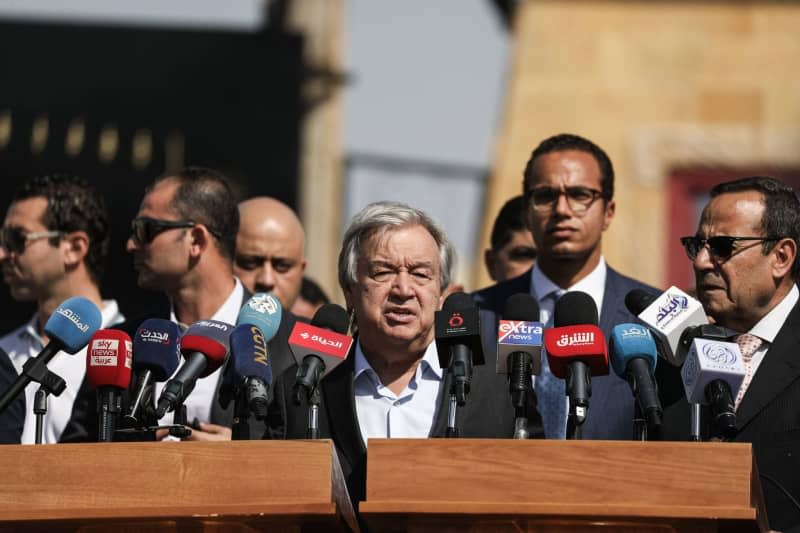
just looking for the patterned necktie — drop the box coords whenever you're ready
[535,290,567,439]
[734,333,763,410]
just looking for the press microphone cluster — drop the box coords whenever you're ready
[543,291,608,440]
[496,293,542,439]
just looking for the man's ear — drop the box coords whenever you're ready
[771,237,797,279]
[188,225,210,257]
[62,231,90,269]
[602,199,616,231]
[484,249,497,281]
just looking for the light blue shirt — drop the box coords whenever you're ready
[353,340,444,447]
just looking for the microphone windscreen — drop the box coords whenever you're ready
[503,293,540,321]
[181,320,233,376]
[554,291,598,327]
[133,319,181,381]
[44,296,103,353]
[87,329,133,390]
[442,291,473,312]
[237,293,282,341]
[229,324,273,383]
[624,289,658,316]
[608,323,658,378]
[311,303,349,334]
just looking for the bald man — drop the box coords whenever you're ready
[234,197,307,310]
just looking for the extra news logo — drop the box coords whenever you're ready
[498,320,542,344]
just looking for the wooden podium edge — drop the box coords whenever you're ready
[359,501,757,521]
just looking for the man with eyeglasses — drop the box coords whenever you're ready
[666,176,800,531]
[0,175,124,444]
[474,133,684,440]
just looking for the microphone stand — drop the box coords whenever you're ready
[33,387,48,445]
[307,387,321,439]
[565,362,590,440]
[446,347,473,438]
[509,352,532,439]
[689,403,702,442]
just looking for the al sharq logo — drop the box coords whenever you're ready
[556,331,595,347]
[701,343,738,365]
[655,293,689,327]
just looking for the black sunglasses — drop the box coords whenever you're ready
[130,217,196,244]
[0,226,62,254]
[680,235,783,261]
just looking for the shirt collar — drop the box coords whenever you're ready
[531,256,607,309]
[749,284,799,343]
[354,338,444,383]
[169,277,243,328]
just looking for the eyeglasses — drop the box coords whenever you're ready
[0,227,62,254]
[130,217,196,244]
[680,235,783,261]
[525,186,605,214]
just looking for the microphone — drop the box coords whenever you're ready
[219,293,283,425]
[496,293,542,439]
[543,291,608,438]
[125,319,182,426]
[289,304,352,439]
[680,330,745,440]
[434,292,485,406]
[86,330,133,442]
[0,297,102,413]
[155,320,233,418]
[608,323,662,436]
[290,304,352,398]
[625,287,708,367]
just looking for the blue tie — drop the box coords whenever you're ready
[536,290,567,439]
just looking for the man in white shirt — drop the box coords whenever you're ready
[671,176,800,531]
[0,175,124,444]
[274,201,540,511]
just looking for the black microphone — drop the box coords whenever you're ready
[434,292,485,406]
[498,294,542,439]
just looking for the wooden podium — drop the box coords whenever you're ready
[360,439,768,532]
[0,440,358,532]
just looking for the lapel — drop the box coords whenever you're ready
[598,268,630,335]
[322,351,367,469]
[429,369,454,436]
[736,299,800,430]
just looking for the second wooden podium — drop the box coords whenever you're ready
[360,439,768,532]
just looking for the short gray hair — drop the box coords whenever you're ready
[338,201,455,291]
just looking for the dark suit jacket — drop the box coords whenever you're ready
[0,348,24,444]
[662,297,800,531]
[271,342,544,513]
[473,266,687,440]
[60,291,297,442]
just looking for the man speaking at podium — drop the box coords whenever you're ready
[670,176,800,531]
[272,201,540,510]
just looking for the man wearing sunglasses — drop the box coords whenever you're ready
[0,175,124,444]
[669,176,800,531]
[474,133,684,441]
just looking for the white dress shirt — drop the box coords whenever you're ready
[353,340,444,447]
[746,283,799,378]
[0,300,125,444]
[155,278,243,427]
